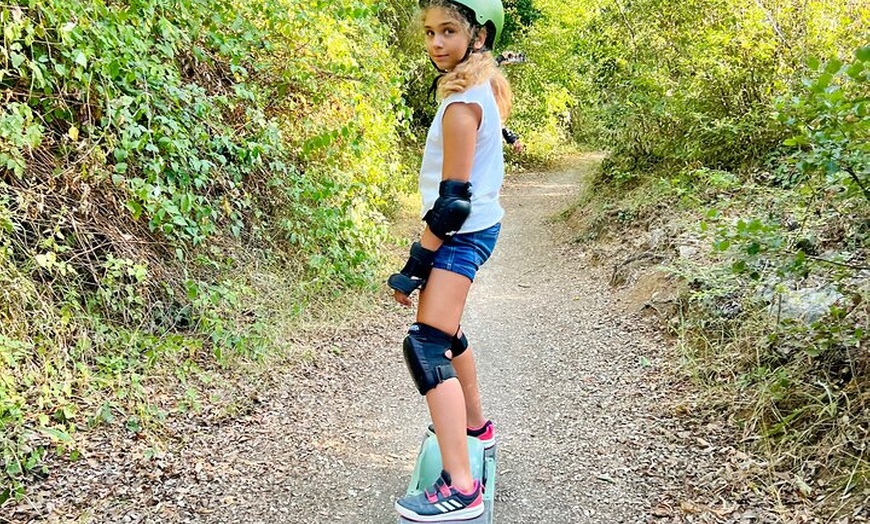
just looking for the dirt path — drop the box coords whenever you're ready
[7,157,771,523]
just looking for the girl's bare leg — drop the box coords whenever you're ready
[452,344,487,430]
[417,268,475,493]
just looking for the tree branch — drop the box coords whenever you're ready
[753,0,791,49]
[808,255,870,272]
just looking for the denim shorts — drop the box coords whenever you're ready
[432,223,501,282]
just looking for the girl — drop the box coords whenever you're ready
[387,0,510,520]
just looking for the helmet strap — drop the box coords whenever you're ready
[427,73,444,103]
[426,26,485,101]
[428,57,449,74]
[427,45,474,102]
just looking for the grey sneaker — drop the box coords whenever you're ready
[395,470,483,522]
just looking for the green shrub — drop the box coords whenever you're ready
[555,0,868,176]
[0,0,410,501]
[776,47,870,201]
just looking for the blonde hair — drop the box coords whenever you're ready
[438,52,512,123]
[421,3,513,122]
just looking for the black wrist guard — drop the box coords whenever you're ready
[424,180,472,240]
[502,127,519,145]
[387,242,437,296]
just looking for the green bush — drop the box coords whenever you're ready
[0,0,410,501]
[560,2,868,507]
[553,0,868,176]
[776,47,870,200]
[665,48,868,514]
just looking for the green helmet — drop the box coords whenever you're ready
[421,0,505,49]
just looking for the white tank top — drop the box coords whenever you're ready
[419,81,505,234]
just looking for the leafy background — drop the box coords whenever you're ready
[1,0,867,516]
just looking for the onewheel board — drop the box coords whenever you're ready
[397,432,496,524]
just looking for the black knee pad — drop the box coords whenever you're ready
[403,323,457,395]
[451,329,469,358]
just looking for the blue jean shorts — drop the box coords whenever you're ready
[432,223,501,282]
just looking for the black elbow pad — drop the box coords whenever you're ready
[424,180,472,239]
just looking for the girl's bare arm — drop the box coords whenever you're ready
[393,101,482,306]
[419,101,481,252]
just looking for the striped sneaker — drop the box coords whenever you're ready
[428,420,496,450]
[467,420,496,450]
[395,470,483,522]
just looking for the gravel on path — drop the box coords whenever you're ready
[5,157,784,524]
